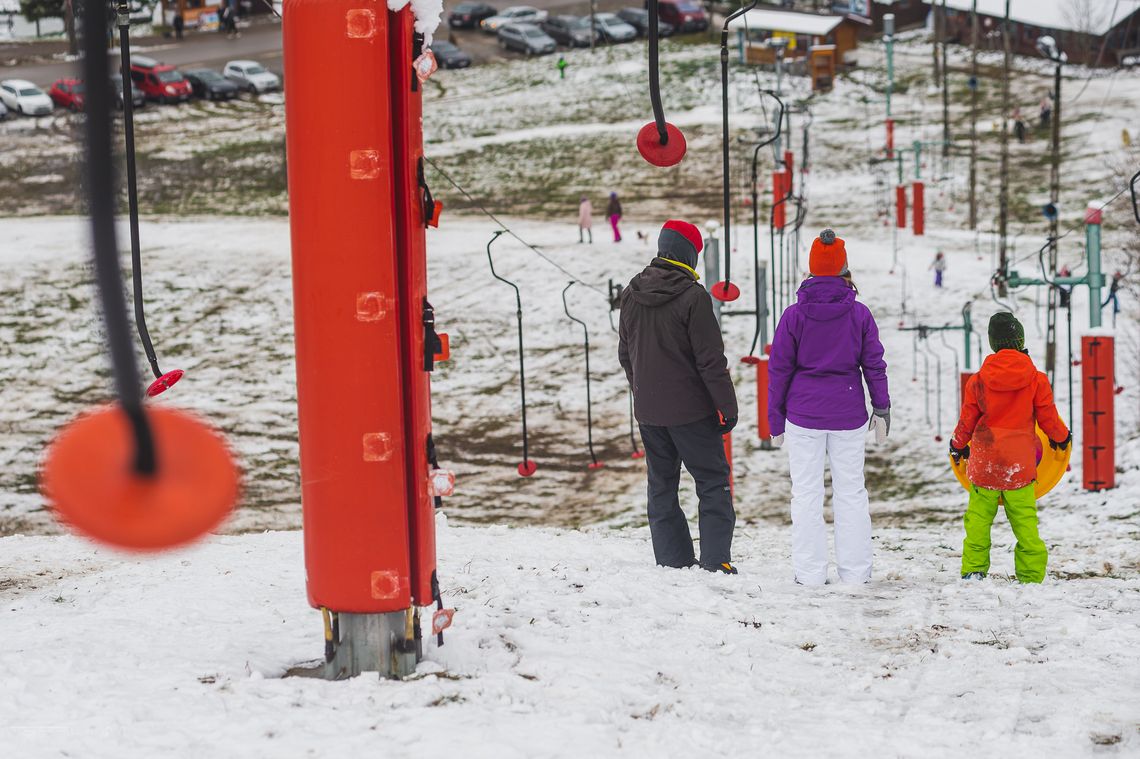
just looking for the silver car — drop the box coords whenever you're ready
[481,6,547,33]
[497,23,556,56]
[594,13,638,43]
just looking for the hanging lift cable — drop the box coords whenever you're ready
[637,0,686,166]
[713,0,759,303]
[81,0,155,475]
[486,231,536,477]
[562,282,602,469]
[115,2,182,397]
[424,156,607,298]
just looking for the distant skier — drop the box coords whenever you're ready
[950,313,1070,583]
[1012,106,1026,143]
[618,220,739,574]
[929,250,946,288]
[768,229,891,586]
[577,196,592,244]
[1102,270,1124,327]
[1039,96,1051,130]
[607,191,623,243]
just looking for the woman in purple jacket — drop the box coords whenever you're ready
[768,229,891,585]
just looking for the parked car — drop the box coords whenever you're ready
[617,8,674,38]
[655,0,709,33]
[0,79,54,116]
[496,23,556,56]
[481,6,546,33]
[541,15,599,48]
[448,2,497,29]
[49,78,85,111]
[129,56,192,104]
[594,13,638,43]
[111,77,146,110]
[430,41,473,69]
[184,69,241,101]
[223,60,281,94]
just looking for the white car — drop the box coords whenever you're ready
[223,60,281,94]
[480,6,547,33]
[0,79,54,117]
[594,13,638,44]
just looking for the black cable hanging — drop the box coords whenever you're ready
[82,0,156,475]
[115,2,183,398]
[741,90,784,363]
[562,283,603,470]
[486,231,536,477]
[606,305,644,460]
[1131,168,1140,224]
[712,0,759,303]
[637,0,686,167]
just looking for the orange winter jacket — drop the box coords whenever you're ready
[952,350,1068,491]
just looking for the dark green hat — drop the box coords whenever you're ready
[988,312,1025,352]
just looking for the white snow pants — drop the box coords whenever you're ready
[785,421,873,585]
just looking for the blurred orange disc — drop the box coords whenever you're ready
[42,405,240,551]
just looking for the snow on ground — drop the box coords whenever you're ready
[2,518,1137,758]
[2,22,1140,758]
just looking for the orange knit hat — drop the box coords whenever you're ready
[809,228,848,277]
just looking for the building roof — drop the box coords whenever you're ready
[0,0,19,13]
[939,0,1140,37]
[726,8,844,36]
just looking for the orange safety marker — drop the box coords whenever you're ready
[42,405,239,551]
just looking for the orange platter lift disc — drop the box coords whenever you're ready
[43,406,238,551]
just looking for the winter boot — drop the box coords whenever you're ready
[703,562,738,575]
[961,572,986,581]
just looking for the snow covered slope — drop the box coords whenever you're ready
[2,518,1137,758]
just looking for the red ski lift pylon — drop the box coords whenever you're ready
[562,282,603,470]
[637,0,686,167]
[114,6,183,398]
[42,0,238,552]
[486,231,537,477]
[711,0,759,303]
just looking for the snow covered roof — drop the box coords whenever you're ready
[939,0,1140,37]
[726,9,844,36]
[0,0,20,13]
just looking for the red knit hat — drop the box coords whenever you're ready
[809,228,847,277]
[661,219,703,256]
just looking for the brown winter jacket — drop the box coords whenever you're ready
[618,259,738,426]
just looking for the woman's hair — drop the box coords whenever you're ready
[841,271,859,295]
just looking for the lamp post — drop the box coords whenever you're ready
[768,35,788,96]
[1037,34,1066,384]
[1036,35,1067,270]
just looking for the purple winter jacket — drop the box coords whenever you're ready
[768,277,890,434]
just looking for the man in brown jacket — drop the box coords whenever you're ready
[618,220,739,573]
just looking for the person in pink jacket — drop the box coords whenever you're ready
[578,196,593,244]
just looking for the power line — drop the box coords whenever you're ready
[423,155,608,297]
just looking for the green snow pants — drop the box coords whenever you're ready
[961,483,1048,583]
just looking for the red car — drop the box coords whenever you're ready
[129,56,192,104]
[655,0,708,33]
[49,78,85,111]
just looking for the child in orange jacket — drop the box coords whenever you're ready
[949,313,1070,583]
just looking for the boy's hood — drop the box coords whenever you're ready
[979,349,1036,391]
[795,276,855,321]
[626,259,696,306]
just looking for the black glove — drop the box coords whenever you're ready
[1049,431,1072,451]
[718,415,738,435]
[949,441,971,464]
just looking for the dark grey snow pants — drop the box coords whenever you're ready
[638,414,735,569]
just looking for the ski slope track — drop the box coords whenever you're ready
[1,25,1139,758]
